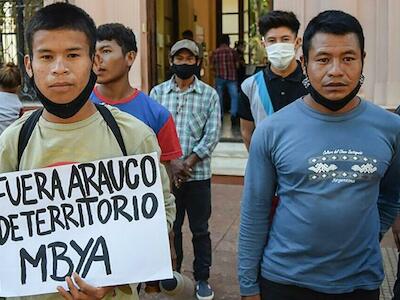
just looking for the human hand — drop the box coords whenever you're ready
[57,273,114,300]
[170,159,192,188]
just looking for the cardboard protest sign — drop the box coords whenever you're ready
[0,152,172,297]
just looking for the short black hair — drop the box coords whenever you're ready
[259,10,300,37]
[182,30,194,40]
[26,2,97,57]
[220,34,230,46]
[97,23,138,54]
[302,10,365,63]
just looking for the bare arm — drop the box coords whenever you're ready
[240,118,255,151]
[392,215,400,250]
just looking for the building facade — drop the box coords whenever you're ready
[35,0,400,108]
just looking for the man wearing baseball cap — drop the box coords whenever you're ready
[150,39,221,300]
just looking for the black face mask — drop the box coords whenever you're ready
[171,64,198,80]
[30,70,97,119]
[307,80,362,112]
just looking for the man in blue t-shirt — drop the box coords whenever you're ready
[238,11,400,300]
[391,105,400,300]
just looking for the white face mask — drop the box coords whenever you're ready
[266,43,296,70]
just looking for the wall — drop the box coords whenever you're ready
[178,0,195,33]
[193,0,217,84]
[156,0,166,84]
[274,0,400,108]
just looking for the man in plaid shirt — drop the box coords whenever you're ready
[150,39,221,300]
[210,34,239,126]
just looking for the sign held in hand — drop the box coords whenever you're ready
[0,153,172,297]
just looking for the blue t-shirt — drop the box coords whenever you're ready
[90,87,182,161]
[238,98,400,296]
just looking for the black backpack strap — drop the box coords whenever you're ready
[395,105,400,116]
[95,104,127,156]
[17,108,44,169]
[17,105,127,169]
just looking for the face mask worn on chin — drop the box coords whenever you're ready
[171,64,198,80]
[304,73,364,111]
[30,70,97,119]
[266,43,295,70]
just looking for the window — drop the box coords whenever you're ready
[248,0,270,65]
[217,0,271,65]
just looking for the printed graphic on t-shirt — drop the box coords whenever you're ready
[308,149,378,183]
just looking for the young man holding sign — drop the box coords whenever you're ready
[0,3,175,300]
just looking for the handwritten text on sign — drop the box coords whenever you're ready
[0,153,172,297]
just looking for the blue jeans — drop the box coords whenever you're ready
[215,76,238,118]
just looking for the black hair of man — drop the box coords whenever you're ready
[182,29,194,40]
[219,34,230,46]
[26,2,97,57]
[302,10,365,64]
[258,10,300,37]
[97,23,138,54]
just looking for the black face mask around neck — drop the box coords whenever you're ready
[307,81,362,111]
[30,70,97,119]
[171,63,198,80]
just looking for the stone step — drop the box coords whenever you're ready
[211,142,248,176]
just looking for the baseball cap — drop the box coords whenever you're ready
[170,39,199,57]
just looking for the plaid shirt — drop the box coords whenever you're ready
[150,76,221,181]
[211,45,238,81]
